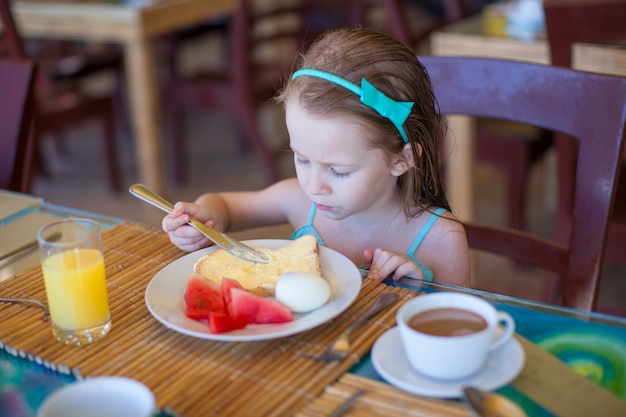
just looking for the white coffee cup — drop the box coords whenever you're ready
[37,376,156,417]
[396,292,515,380]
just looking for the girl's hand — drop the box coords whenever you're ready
[362,248,424,282]
[162,201,217,252]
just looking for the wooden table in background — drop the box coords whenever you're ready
[12,0,261,195]
[430,15,626,222]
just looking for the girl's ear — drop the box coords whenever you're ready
[391,143,419,176]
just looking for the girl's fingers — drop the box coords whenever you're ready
[391,262,422,281]
[368,249,423,282]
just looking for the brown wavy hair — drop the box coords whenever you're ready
[276,27,450,217]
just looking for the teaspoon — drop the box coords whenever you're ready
[463,386,527,417]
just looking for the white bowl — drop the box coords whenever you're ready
[37,376,156,417]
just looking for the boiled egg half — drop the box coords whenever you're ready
[275,272,331,313]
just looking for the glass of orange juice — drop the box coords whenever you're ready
[37,219,111,345]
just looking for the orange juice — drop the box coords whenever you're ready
[42,248,110,330]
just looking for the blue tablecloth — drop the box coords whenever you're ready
[0,346,76,417]
[351,284,626,416]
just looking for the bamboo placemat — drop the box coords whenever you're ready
[0,222,416,416]
[296,373,472,417]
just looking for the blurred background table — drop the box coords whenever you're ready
[0,189,122,282]
[10,0,269,195]
[430,14,626,222]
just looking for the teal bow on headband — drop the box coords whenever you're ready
[291,68,414,143]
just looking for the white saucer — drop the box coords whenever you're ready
[371,327,525,398]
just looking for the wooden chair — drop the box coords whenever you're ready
[161,0,365,184]
[419,55,626,311]
[0,56,36,192]
[0,0,122,192]
[543,0,626,270]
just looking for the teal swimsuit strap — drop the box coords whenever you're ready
[406,207,447,256]
[405,207,446,282]
[306,204,317,225]
[289,204,325,246]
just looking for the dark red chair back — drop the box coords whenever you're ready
[0,57,36,191]
[379,0,466,48]
[0,0,24,57]
[420,55,626,311]
[163,0,365,184]
[0,0,122,192]
[543,0,626,68]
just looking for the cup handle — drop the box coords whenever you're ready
[489,311,515,351]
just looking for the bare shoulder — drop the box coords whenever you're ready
[272,179,312,224]
[246,178,310,222]
[265,179,308,208]
[424,209,467,252]
[218,178,309,228]
[432,209,466,235]
[268,177,304,195]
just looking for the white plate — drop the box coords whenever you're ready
[145,239,361,341]
[372,327,525,398]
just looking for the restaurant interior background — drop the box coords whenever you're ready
[23,0,626,316]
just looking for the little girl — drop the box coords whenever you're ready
[162,28,470,287]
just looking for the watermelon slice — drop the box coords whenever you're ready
[221,276,244,315]
[184,273,225,320]
[230,288,293,324]
[208,312,247,333]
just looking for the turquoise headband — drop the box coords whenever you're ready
[291,68,414,143]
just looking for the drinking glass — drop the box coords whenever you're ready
[37,219,111,345]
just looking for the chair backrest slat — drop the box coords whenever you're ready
[0,56,36,191]
[0,0,25,58]
[543,0,626,68]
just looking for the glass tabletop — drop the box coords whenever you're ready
[0,190,123,282]
[3,190,625,416]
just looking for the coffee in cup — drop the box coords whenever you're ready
[397,292,515,380]
[408,307,488,336]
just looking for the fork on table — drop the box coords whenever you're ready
[303,291,398,361]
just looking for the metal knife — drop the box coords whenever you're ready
[129,184,269,264]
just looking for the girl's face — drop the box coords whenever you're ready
[286,99,408,220]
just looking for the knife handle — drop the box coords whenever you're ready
[129,184,175,214]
